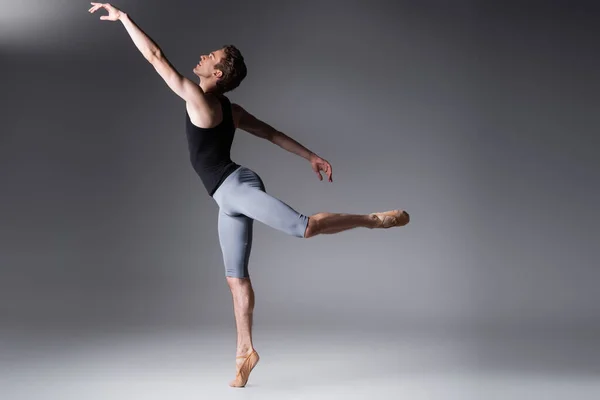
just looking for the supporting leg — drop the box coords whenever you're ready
[213,167,410,388]
[226,276,260,388]
[216,209,260,387]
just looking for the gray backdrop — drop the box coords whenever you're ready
[1,0,599,344]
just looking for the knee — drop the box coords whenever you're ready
[226,276,252,288]
[303,217,317,239]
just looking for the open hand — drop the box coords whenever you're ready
[310,155,333,182]
[88,2,123,21]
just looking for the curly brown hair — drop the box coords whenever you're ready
[215,45,247,93]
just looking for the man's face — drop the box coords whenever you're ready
[193,48,226,79]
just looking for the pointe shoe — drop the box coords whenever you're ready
[229,350,260,388]
[371,210,410,228]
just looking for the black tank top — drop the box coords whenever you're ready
[185,95,240,196]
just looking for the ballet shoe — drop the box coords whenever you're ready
[229,349,260,388]
[371,210,410,228]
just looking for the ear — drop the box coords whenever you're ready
[213,69,223,79]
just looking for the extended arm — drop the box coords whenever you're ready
[232,103,313,159]
[89,3,211,113]
[232,104,333,182]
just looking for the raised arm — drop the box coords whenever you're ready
[89,3,212,117]
[232,103,333,182]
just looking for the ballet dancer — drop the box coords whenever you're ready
[88,2,410,388]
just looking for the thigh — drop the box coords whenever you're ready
[233,170,309,238]
[217,208,254,278]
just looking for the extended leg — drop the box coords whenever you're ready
[215,167,410,240]
[304,210,410,238]
[237,184,410,237]
[231,182,409,239]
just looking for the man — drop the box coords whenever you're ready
[89,2,410,388]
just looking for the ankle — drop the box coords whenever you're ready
[368,213,381,228]
[236,346,254,356]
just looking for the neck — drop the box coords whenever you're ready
[199,78,219,95]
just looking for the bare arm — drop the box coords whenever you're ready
[117,13,203,102]
[89,3,213,119]
[232,104,313,159]
[232,103,333,182]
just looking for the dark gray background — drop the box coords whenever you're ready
[1,0,599,341]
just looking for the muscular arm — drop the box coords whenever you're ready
[232,103,315,160]
[113,12,212,118]
[231,103,333,181]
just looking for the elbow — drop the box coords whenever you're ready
[267,129,279,142]
[147,48,162,64]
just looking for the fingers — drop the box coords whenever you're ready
[322,163,332,182]
[89,2,118,21]
[88,3,104,13]
[325,162,333,182]
[320,166,331,182]
[312,159,333,182]
[88,3,111,13]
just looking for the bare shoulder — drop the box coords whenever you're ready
[228,103,274,140]
[186,95,223,128]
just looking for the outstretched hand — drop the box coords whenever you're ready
[310,155,333,182]
[88,2,123,21]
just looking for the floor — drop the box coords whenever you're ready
[2,326,599,400]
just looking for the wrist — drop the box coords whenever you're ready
[118,11,128,21]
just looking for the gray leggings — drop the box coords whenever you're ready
[212,166,309,278]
